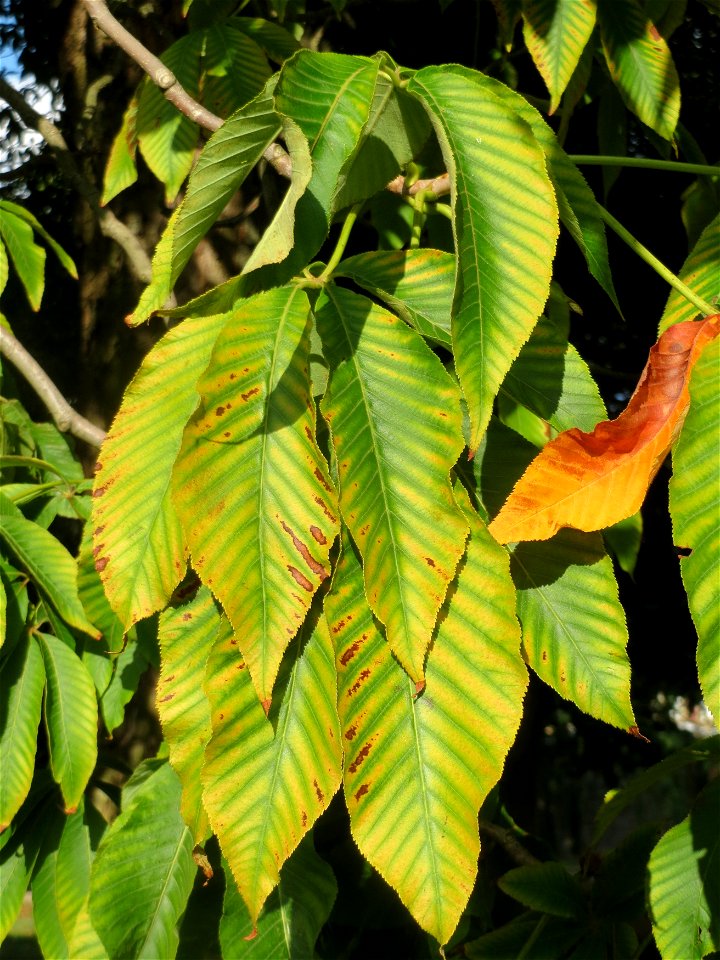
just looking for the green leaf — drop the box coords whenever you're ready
[669,338,720,720]
[98,636,152,735]
[0,201,76,279]
[101,96,139,206]
[510,531,635,730]
[229,17,301,64]
[337,249,454,346]
[130,80,281,325]
[76,523,125,656]
[36,632,98,812]
[499,862,587,918]
[157,587,217,842]
[500,314,607,434]
[317,285,468,684]
[603,511,643,577]
[407,65,559,448]
[649,778,720,959]
[328,503,527,946]
[92,312,227,628]
[172,287,338,703]
[522,0,597,113]
[490,0,524,50]
[660,212,720,333]
[219,835,337,956]
[0,635,45,830]
[0,494,99,638]
[465,914,585,960]
[597,0,680,141]
[201,608,341,926]
[200,23,272,119]
[0,206,46,310]
[89,761,195,959]
[0,236,8,297]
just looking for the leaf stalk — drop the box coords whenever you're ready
[571,156,719,177]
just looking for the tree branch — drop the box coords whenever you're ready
[479,819,541,867]
[0,327,106,448]
[0,76,154,285]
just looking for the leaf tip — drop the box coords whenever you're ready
[261,697,272,717]
[243,927,258,942]
[414,679,425,699]
[628,726,650,743]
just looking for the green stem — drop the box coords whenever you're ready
[316,203,363,282]
[598,205,716,316]
[571,155,720,177]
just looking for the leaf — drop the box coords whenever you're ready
[499,862,587,919]
[327,506,527,946]
[92,312,227,628]
[660,212,720,333]
[0,207,46,311]
[230,16,301,64]
[130,81,281,324]
[173,287,338,703]
[0,494,99,638]
[157,586,217,842]
[649,778,720,959]
[521,0,597,113]
[510,531,634,729]
[500,314,607,434]
[36,632,98,812]
[76,524,124,657]
[0,238,8,298]
[603,511,643,577]
[407,65,559,448]
[488,316,720,544]
[101,96,139,206]
[0,635,45,830]
[316,285,468,684]
[89,761,195,959]
[669,338,720,720]
[200,23,272,119]
[337,248,454,346]
[597,0,680,141]
[219,835,337,956]
[201,608,341,926]
[0,200,77,279]
[98,636,151,735]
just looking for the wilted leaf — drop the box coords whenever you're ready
[489,316,720,544]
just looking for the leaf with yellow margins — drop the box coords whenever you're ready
[328,499,527,947]
[172,286,338,705]
[489,315,720,544]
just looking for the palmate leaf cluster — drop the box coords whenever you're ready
[1,1,719,958]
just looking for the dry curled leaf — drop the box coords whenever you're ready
[488,315,720,544]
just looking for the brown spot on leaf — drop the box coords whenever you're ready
[241,387,260,402]
[345,724,357,741]
[288,566,314,591]
[313,496,337,522]
[94,525,105,536]
[95,557,108,573]
[332,619,346,634]
[354,784,369,802]
[182,613,192,621]
[348,741,372,774]
[313,780,325,804]
[340,639,363,666]
[223,431,231,438]
[92,485,108,498]
[159,694,175,703]
[347,668,371,698]
[313,468,332,492]
[305,426,313,441]
[281,521,327,577]
[359,525,370,537]
[94,462,103,474]
[310,525,327,545]
[542,650,547,661]
[215,406,226,416]
[301,810,307,827]
[425,557,435,567]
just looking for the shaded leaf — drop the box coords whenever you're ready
[0,200,77,279]
[0,207,46,310]
[597,0,680,141]
[489,316,720,544]
[649,778,720,959]
[510,531,634,729]
[0,635,44,830]
[36,632,98,812]
[200,23,272,119]
[407,65,559,448]
[230,16,301,64]
[317,285,468,684]
[603,511,643,577]
[157,586,217,842]
[669,338,720,719]
[499,862,587,918]
[201,609,341,926]
[328,504,527,946]
[522,0,597,113]
[219,835,337,957]
[337,248,454,346]
[92,312,227,628]
[660,212,720,333]
[173,287,338,703]
[89,761,195,959]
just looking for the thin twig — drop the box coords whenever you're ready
[479,819,541,867]
[0,327,106,448]
[0,76,153,285]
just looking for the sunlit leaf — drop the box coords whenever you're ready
[92,312,227,628]
[328,504,527,946]
[173,287,338,703]
[649,779,720,959]
[317,285,468,684]
[0,201,77,279]
[0,207,46,310]
[89,761,195,959]
[660,212,720,333]
[408,65,559,448]
[522,0,597,113]
[0,635,45,831]
[101,96,139,206]
[36,632,98,813]
[157,586,217,842]
[219,835,337,956]
[488,316,720,544]
[597,0,680,141]
[669,338,720,720]
[202,608,341,926]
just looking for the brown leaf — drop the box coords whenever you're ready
[488,315,720,544]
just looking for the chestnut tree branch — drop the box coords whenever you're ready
[0,326,106,448]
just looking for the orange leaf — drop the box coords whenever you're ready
[488,315,720,544]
